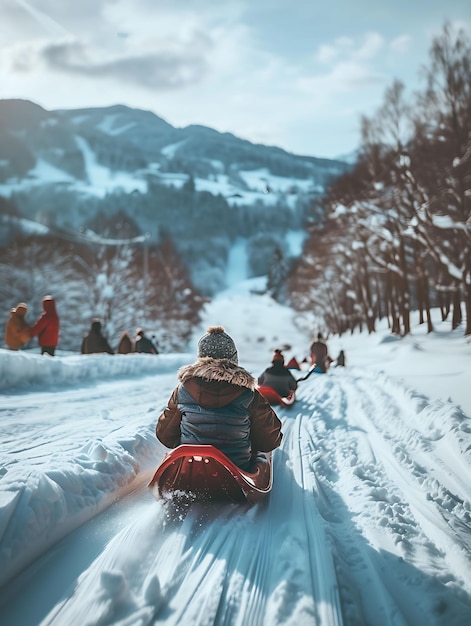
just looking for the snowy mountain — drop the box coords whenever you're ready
[0,98,348,208]
[0,98,350,304]
[0,281,470,626]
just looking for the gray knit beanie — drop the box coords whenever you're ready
[197,325,238,364]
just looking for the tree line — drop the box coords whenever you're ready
[290,23,471,337]
[0,232,205,352]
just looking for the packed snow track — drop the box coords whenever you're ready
[1,361,470,626]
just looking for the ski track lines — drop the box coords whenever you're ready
[297,370,471,625]
[4,368,471,626]
[276,409,343,626]
[346,373,471,584]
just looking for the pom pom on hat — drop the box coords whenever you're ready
[198,325,238,364]
[272,349,284,364]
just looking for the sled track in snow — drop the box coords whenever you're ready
[270,408,343,625]
[338,373,471,581]
[37,404,346,626]
[296,370,471,625]
[3,367,471,626]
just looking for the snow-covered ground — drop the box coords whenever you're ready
[0,280,470,626]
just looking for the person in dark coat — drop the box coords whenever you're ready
[29,295,59,356]
[117,331,134,354]
[335,350,346,367]
[258,350,298,398]
[81,319,114,354]
[156,325,282,470]
[309,333,332,373]
[135,328,158,354]
[4,302,31,350]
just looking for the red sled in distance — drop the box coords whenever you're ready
[286,357,301,370]
[257,385,296,407]
[148,444,272,504]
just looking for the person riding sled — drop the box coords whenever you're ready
[258,349,298,398]
[309,332,333,373]
[156,326,282,471]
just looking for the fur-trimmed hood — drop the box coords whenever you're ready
[178,357,257,390]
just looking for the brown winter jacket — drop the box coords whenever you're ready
[4,304,31,350]
[156,357,283,467]
[117,332,134,354]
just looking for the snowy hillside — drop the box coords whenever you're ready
[0,281,470,626]
[1,100,339,302]
[0,100,346,205]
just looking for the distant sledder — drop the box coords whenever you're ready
[257,386,296,407]
[150,326,282,503]
[308,333,333,374]
[257,349,297,406]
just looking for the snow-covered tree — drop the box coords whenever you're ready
[0,233,204,352]
[290,23,471,336]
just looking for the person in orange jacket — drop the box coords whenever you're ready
[4,302,31,350]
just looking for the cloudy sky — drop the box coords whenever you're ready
[1,0,469,159]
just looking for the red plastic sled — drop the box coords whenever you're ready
[148,444,272,504]
[257,385,296,407]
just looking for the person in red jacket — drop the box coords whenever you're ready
[29,295,60,356]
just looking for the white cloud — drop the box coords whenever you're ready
[354,32,384,60]
[1,1,470,158]
[315,37,355,64]
[303,32,389,109]
[390,34,411,54]
[13,0,69,36]
[316,44,338,64]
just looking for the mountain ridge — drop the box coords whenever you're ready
[0,98,351,300]
[0,98,349,183]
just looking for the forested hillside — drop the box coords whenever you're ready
[0,97,349,350]
[5,25,468,347]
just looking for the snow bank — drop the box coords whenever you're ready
[0,350,192,392]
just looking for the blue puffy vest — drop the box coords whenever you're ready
[178,385,254,469]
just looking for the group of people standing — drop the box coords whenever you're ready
[81,320,158,355]
[5,298,342,375]
[4,297,158,356]
[4,296,59,355]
